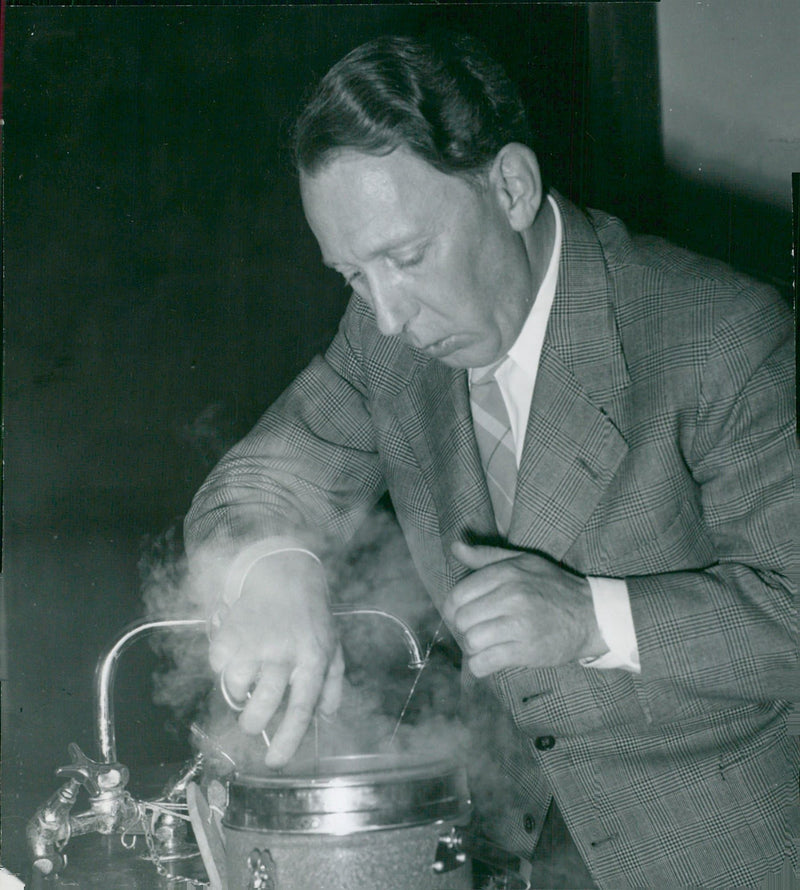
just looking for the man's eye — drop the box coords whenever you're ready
[393,247,426,269]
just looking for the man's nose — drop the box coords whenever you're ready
[369,274,413,337]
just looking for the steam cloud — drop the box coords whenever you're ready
[139,501,523,850]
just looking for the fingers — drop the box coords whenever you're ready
[238,663,292,735]
[451,540,520,570]
[317,643,345,718]
[262,644,344,766]
[264,660,329,768]
[220,644,342,764]
[466,640,526,677]
[461,613,525,655]
[445,545,536,675]
[450,588,528,635]
[217,657,261,705]
[443,551,519,623]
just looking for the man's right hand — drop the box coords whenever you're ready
[208,548,344,768]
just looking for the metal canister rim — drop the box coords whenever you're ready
[223,754,472,835]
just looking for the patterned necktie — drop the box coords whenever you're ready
[470,365,517,536]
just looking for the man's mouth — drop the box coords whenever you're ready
[413,335,460,358]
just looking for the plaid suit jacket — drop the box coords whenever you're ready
[186,194,797,888]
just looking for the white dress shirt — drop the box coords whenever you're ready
[470,195,640,673]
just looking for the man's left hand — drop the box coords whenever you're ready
[444,541,608,677]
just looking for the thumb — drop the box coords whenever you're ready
[451,540,520,570]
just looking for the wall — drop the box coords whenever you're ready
[659,0,798,211]
[656,0,798,288]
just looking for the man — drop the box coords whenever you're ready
[185,32,796,888]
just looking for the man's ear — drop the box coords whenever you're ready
[489,143,543,231]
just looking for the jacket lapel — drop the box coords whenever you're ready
[510,343,628,560]
[394,359,497,586]
[510,195,631,560]
[394,194,631,573]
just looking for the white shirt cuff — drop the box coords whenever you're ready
[580,576,640,673]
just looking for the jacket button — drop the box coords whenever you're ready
[523,813,535,833]
[534,735,555,751]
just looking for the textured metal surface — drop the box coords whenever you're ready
[223,755,472,889]
[224,821,472,890]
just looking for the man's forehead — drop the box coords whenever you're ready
[301,147,441,199]
[300,149,456,262]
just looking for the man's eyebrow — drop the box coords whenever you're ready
[322,235,429,270]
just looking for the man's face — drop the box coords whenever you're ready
[300,148,535,368]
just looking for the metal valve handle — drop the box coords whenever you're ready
[55,742,129,796]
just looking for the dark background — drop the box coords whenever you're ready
[1,3,793,878]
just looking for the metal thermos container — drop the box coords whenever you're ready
[222,753,473,889]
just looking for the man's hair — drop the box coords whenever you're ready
[293,31,533,181]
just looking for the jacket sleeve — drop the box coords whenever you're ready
[627,289,796,719]
[183,297,386,559]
